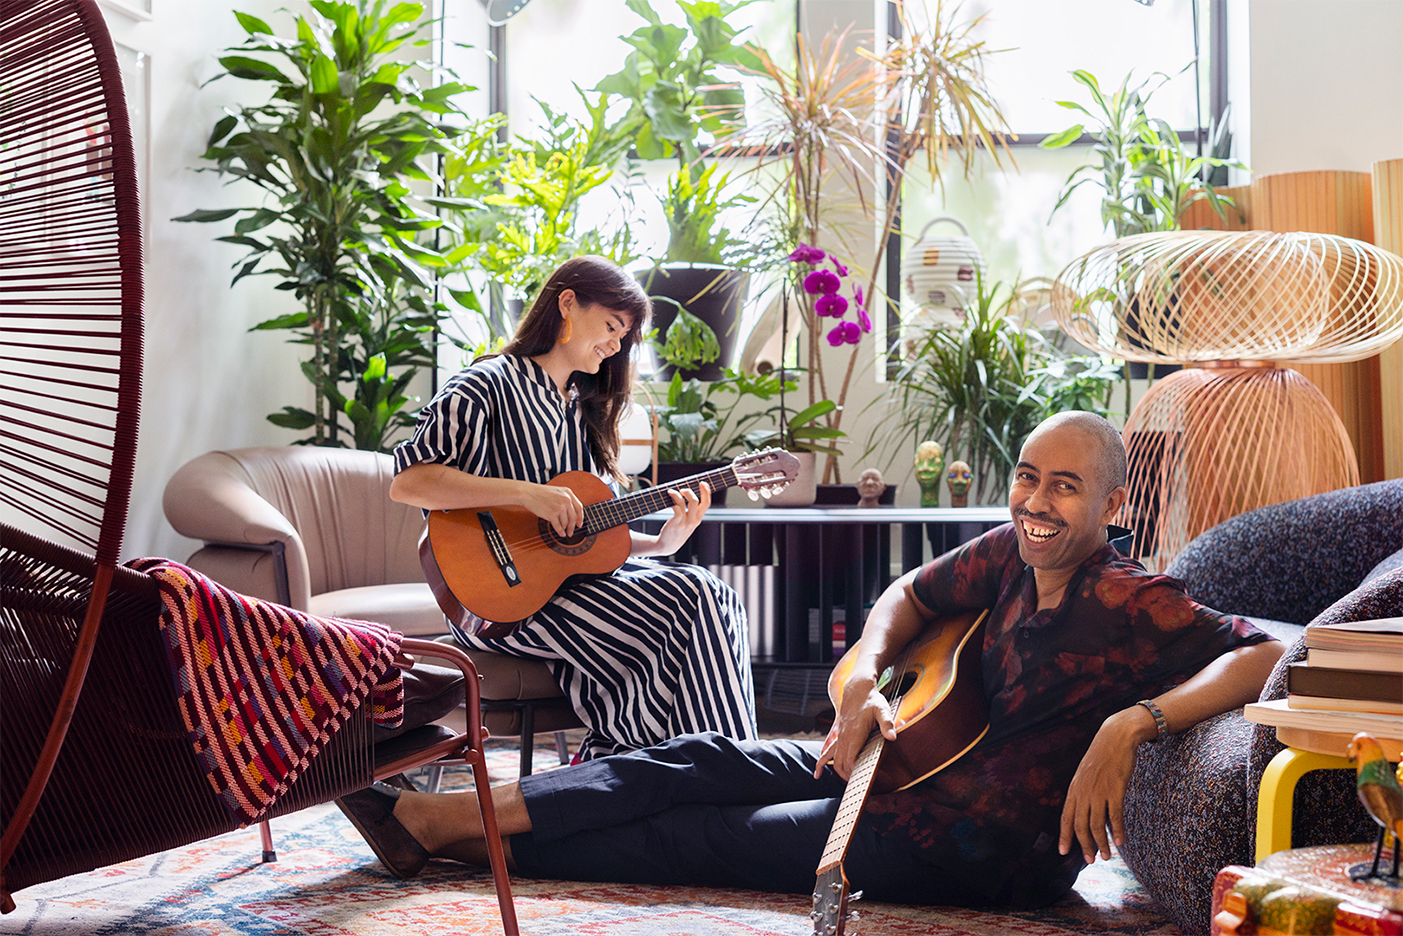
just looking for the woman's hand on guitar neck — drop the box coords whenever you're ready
[631,483,711,558]
[814,677,899,781]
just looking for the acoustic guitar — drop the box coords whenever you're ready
[811,608,989,936]
[420,449,800,639]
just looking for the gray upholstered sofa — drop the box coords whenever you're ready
[1119,479,1403,933]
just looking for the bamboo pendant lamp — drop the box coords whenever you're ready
[1051,230,1403,568]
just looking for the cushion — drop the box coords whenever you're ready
[1363,546,1403,585]
[1167,480,1403,624]
[309,582,447,636]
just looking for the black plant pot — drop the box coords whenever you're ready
[638,264,750,382]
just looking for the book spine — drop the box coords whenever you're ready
[1305,648,1403,674]
[1287,694,1403,716]
[1287,662,1403,701]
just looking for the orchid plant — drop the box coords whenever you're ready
[789,243,873,349]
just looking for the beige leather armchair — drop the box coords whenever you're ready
[163,447,580,774]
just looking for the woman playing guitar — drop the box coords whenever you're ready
[390,256,756,763]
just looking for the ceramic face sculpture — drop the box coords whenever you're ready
[914,440,944,507]
[856,468,886,508]
[947,460,973,507]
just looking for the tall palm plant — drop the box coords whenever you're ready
[727,3,1015,483]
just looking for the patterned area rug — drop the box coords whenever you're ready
[1,736,1181,936]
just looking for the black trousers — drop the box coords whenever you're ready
[510,732,985,905]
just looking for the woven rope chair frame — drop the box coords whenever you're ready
[1,0,147,901]
[0,4,517,927]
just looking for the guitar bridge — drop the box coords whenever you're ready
[477,511,522,588]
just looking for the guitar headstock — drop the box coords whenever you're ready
[811,864,853,936]
[731,448,800,501]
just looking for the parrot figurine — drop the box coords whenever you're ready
[1347,732,1403,881]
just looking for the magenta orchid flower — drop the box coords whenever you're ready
[826,321,861,346]
[815,294,849,318]
[788,244,827,264]
[803,269,841,295]
[857,305,873,333]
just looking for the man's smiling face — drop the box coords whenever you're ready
[1008,423,1127,575]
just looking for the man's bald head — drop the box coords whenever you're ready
[1025,412,1127,497]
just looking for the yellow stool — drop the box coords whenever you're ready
[1254,747,1353,862]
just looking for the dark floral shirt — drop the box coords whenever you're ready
[862,523,1272,906]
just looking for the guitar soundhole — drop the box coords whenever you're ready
[538,519,596,556]
[894,670,919,696]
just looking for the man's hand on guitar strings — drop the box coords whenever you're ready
[815,679,901,781]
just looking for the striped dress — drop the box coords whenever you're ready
[395,354,757,760]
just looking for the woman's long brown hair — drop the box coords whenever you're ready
[501,256,651,480]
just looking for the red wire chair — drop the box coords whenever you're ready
[0,3,516,929]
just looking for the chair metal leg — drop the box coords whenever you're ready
[471,749,520,935]
[424,765,444,794]
[519,703,536,777]
[259,820,276,863]
[555,730,570,765]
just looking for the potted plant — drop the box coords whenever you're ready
[176,0,479,451]
[727,2,1014,482]
[435,97,641,348]
[1040,68,1245,385]
[865,275,1120,506]
[641,367,792,487]
[596,0,767,378]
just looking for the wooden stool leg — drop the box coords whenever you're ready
[259,820,276,863]
[519,703,535,778]
[472,751,519,935]
[1255,747,1353,862]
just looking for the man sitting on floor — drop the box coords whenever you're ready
[338,411,1283,908]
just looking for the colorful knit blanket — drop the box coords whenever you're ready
[128,558,405,825]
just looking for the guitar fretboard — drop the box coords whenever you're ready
[581,466,738,534]
[816,710,890,875]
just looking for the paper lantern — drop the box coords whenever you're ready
[903,216,986,327]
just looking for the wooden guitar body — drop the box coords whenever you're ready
[423,472,630,636]
[826,608,989,793]
[419,450,800,639]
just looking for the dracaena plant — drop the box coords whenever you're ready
[176,0,482,450]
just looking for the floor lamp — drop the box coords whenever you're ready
[1051,230,1403,568]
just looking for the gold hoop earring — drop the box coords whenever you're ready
[557,319,572,345]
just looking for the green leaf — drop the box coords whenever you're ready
[217,55,289,82]
[234,10,273,35]
[268,406,316,430]
[172,207,241,223]
[251,312,309,330]
[234,208,281,234]
[309,53,338,94]
[1040,125,1085,149]
[208,114,239,147]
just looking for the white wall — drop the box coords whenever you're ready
[1249,0,1403,175]
[101,0,314,561]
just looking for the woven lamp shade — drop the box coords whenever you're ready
[1052,229,1403,567]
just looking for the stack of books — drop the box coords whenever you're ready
[1244,617,1403,755]
[1288,617,1402,716]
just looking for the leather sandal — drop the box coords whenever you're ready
[335,781,430,879]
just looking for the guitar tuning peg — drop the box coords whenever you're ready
[747,489,760,502]
[849,890,863,902]
[760,487,772,499]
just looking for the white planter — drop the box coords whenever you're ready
[765,451,817,507]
